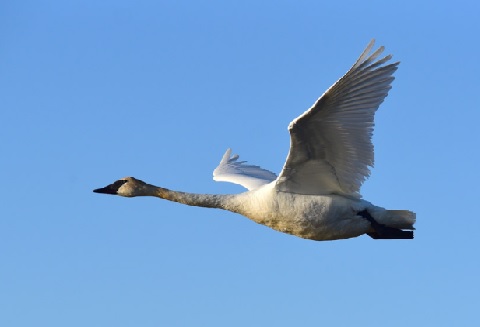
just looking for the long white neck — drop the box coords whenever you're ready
[143,183,236,210]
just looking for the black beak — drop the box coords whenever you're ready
[93,185,117,195]
[93,180,127,195]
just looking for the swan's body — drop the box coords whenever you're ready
[94,40,416,241]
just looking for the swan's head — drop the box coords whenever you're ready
[93,177,149,197]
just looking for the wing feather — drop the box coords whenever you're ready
[276,40,399,197]
[213,149,277,190]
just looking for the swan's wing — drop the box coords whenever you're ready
[276,40,399,197]
[213,148,277,190]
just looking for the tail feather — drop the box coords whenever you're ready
[383,210,416,230]
[358,209,416,240]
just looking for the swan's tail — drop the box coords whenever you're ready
[363,209,416,240]
[383,210,416,230]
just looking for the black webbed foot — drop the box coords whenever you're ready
[358,210,414,240]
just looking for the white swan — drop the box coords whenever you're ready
[94,40,416,241]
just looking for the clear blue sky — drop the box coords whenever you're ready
[2,1,479,326]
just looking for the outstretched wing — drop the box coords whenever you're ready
[276,40,399,197]
[213,149,277,190]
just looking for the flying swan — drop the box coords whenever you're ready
[94,40,416,241]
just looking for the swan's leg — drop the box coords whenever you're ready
[357,210,414,239]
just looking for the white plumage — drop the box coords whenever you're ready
[213,148,277,190]
[94,40,416,241]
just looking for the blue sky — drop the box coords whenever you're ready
[1,1,479,326]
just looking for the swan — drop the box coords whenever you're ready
[94,40,416,241]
